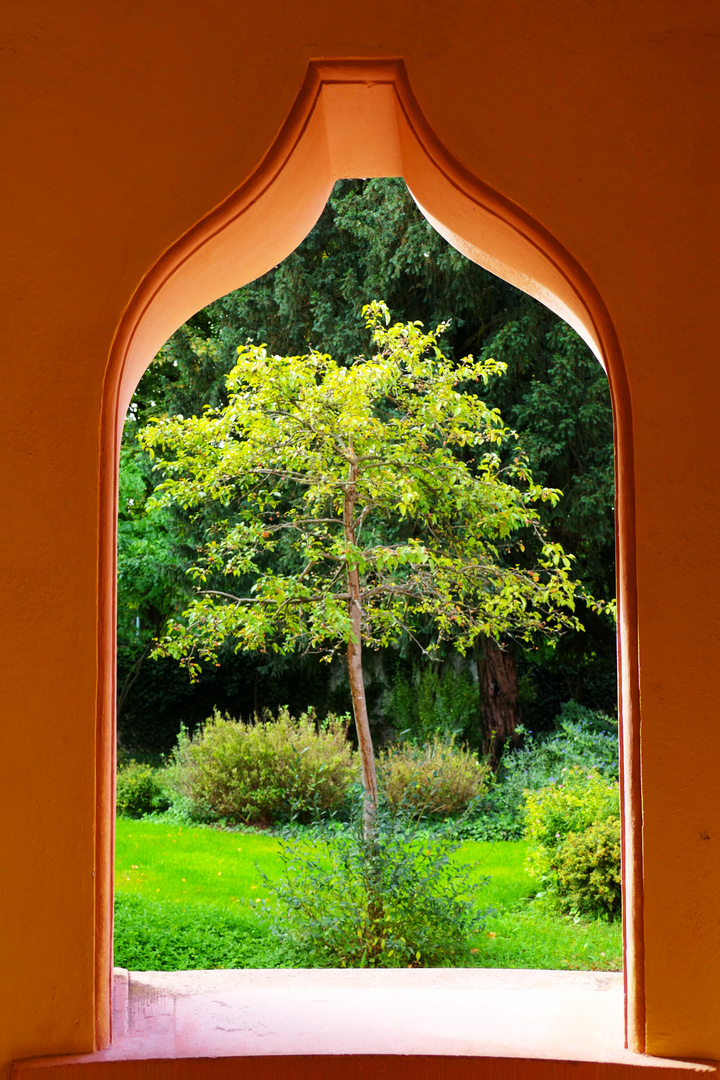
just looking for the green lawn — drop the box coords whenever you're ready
[116,819,285,907]
[114,818,621,971]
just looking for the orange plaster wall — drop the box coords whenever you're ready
[1,1,720,1076]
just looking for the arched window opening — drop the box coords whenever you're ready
[115,175,620,978]
[96,60,642,1059]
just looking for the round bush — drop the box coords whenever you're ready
[553,817,621,919]
[378,735,488,817]
[523,766,620,915]
[168,707,357,824]
[116,762,170,817]
[524,767,618,873]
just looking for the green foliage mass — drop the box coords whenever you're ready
[154,180,613,599]
[266,800,489,968]
[141,304,593,672]
[168,708,357,825]
[524,766,620,918]
[116,762,170,818]
[378,735,488,817]
[389,664,480,744]
[119,178,616,748]
[553,818,622,920]
[117,441,189,647]
[524,768,619,867]
[469,703,618,840]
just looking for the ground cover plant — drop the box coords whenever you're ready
[113,817,621,971]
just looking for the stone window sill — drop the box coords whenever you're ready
[12,968,716,1080]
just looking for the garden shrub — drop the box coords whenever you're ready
[553,817,622,919]
[168,707,357,824]
[116,761,170,817]
[378,735,488,817]
[267,797,488,967]
[468,702,618,840]
[524,766,621,917]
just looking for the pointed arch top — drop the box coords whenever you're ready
[107,58,625,435]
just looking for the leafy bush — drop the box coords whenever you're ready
[524,766,620,917]
[553,817,622,919]
[378,735,488,817]
[267,798,489,967]
[168,707,357,825]
[116,761,170,817]
[469,702,618,840]
[389,665,479,744]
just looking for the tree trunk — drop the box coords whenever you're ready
[477,639,521,769]
[344,444,378,834]
[117,636,155,724]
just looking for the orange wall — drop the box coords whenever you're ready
[1,1,720,1075]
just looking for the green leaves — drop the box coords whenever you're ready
[139,307,592,674]
[266,798,489,967]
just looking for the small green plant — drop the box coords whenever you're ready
[167,707,357,825]
[389,665,480,744]
[116,761,170,817]
[378,735,488,818]
[553,817,621,919]
[267,797,489,967]
[524,766,620,917]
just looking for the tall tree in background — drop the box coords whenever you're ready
[120,178,615,752]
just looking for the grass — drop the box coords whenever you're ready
[114,817,622,971]
[116,819,284,907]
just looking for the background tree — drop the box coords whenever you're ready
[116,439,186,732]
[141,305,595,819]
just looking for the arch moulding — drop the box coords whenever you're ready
[97,57,642,1057]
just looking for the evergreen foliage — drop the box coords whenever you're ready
[468,703,618,840]
[388,664,480,744]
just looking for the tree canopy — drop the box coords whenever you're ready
[140,303,599,813]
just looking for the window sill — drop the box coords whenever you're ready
[12,968,716,1080]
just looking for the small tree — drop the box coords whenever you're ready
[141,302,590,829]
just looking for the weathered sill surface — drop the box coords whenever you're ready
[12,968,717,1079]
